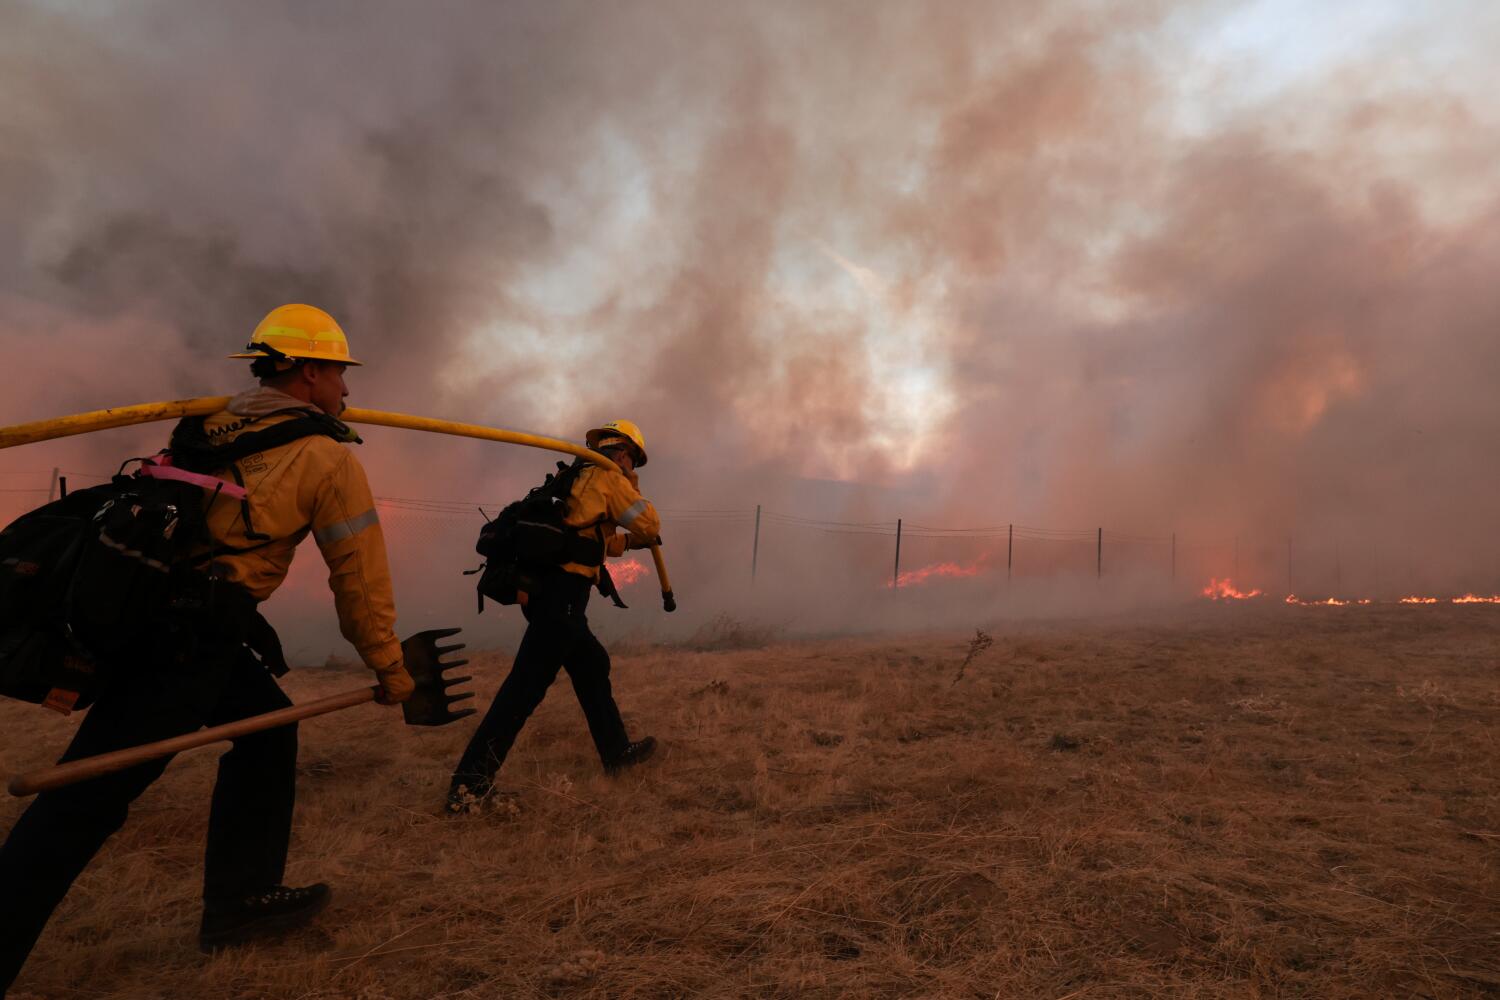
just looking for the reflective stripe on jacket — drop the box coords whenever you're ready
[559,464,661,581]
[199,387,401,672]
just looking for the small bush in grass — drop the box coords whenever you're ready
[678,613,779,652]
[951,627,994,684]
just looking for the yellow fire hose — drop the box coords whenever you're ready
[0,397,675,611]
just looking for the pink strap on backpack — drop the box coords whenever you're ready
[139,461,248,501]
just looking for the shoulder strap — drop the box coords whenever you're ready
[167,411,357,547]
[168,412,358,473]
[527,459,586,506]
[550,459,589,498]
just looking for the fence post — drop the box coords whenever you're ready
[1007,523,1013,582]
[893,518,903,589]
[47,467,59,502]
[751,504,761,583]
[1097,528,1102,578]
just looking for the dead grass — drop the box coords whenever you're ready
[676,613,781,652]
[2,605,1499,998]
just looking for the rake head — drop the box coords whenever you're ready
[399,627,475,727]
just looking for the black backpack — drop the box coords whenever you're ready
[0,410,352,713]
[472,459,623,610]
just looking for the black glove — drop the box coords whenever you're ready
[245,611,290,677]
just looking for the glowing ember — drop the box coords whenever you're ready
[609,558,650,586]
[1399,596,1439,604]
[1285,595,1350,606]
[1201,578,1262,600]
[1451,594,1500,604]
[890,560,984,588]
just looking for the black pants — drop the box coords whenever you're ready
[0,608,298,994]
[452,571,629,793]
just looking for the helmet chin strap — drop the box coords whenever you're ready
[248,340,303,378]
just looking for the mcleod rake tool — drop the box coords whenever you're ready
[7,628,472,797]
[0,399,677,612]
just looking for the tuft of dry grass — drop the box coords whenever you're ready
[2,605,1499,998]
[951,627,994,685]
[676,613,780,652]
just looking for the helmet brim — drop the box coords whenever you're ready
[228,350,363,366]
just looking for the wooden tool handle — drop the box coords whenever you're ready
[8,686,378,798]
[650,544,675,612]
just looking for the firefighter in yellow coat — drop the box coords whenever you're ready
[0,305,413,991]
[449,420,661,811]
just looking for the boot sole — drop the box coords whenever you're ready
[199,890,332,952]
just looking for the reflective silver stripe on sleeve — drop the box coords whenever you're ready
[313,508,380,546]
[617,499,649,529]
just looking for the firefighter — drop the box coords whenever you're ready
[0,304,413,992]
[448,419,660,812]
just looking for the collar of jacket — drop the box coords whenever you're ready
[223,386,361,444]
[226,386,323,420]
[582,462,640,490]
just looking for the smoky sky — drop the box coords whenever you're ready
[2,0,1498,628]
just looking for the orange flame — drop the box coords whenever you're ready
[890,560,984,588]
[1284,593,1500,606]
[1201,578,1263,600]
[609,558,650,586]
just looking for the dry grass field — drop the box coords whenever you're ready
[2,605,1498,999]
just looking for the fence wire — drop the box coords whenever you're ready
[1,470,1495,601]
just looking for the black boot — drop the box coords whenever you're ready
[605,736,657,774]
[199,883,331,951]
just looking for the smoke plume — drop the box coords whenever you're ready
[3,1,1497,654]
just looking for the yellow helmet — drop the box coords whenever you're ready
[587,419,648,467]
[228,303,363,366]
